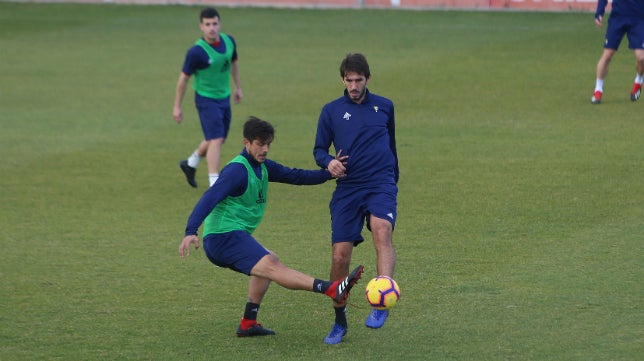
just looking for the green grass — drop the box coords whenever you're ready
[1,3,643,360]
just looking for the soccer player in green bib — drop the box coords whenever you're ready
[173,7,242,188]
[178,116,364,337]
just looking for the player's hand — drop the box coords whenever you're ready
[234,88,243,104]
[595,15,603,27]
[328,150,349,178]
[179,235,200,258]
[173,106,183,124]
[335,149,349,165]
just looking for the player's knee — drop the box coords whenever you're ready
[255,252,282,274]
[267,250,280,262]
[372,225,393,243]
[331,251,351,267]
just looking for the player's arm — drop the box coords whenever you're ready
[265,159,333,185]
[387,106,399,184]
[173,72,190,123]
[174,47,204,123]
[313,107,347,178]
[179,162,247,257]
[229,36,243,104]
[231,60,242,104]
[183,163,246,236]
[313,108,333,167]
[594,0,607,26]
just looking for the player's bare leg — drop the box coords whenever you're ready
[631,49,644,101]
[251,253,315,290]
[250,253,360,301]
[365,215,396,329]
[324,242,354,344]
[243,253,362,338]
[205,137,224,186]
[238,275,275,337]
[593,48,616,104]
[247,275,271,304]
[635,49,644,75]
[370,215,396,278]
[596,48,615,80]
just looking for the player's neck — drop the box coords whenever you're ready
[204,36,220,46]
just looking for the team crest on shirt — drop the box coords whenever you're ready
[374,106,379,112]
[343,112,351,120]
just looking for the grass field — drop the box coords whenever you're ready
[1,3,642,360]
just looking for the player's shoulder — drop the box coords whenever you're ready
[365,93,394,118]
[222,159,248,174]
[221,33,235,41]
[263,158,283,172]
[263,158,291,182]
[368,91,393,103]
[324,95,349,108]
[186,43,207,57]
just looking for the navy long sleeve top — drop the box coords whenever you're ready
[313,89,399,188]
[595,0,644,19]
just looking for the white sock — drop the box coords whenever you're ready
[187,150,201,168]
[635,74,643,84]
[209,174,219,187]
[595,79,604,92]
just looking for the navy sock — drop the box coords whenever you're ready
[243,302,260,321]
[334,306,347,328]
[313,279,332,293]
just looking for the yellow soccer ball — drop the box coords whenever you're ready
[365,276,400,310]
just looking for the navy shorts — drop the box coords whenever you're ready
[203,231,270,275]
[195,93,232,141]
[329,184,398,245]
[604,15,644,50]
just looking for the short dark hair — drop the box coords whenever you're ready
[244,116,275,143]
[200,7,220,21]
[339,53,371,79]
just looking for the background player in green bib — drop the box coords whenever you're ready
[178,116,364,338]
[173,7,242,188]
